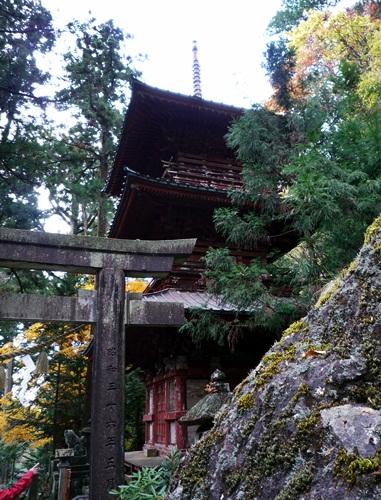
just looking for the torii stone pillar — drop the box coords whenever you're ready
[91,267,126,496]
[0,228,195,499]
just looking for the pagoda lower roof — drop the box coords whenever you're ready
[123,166,229,196]
[141,288,288,315]
[142,289,241,313]
[82,289,249,357]
[108,167,235,237]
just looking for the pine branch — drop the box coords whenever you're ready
[0,86,57,104]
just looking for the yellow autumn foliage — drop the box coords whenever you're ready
[0,342,14,357]
[20,322,92,358]
[0,393,52,449]
[78,275,95,290]
[58,324,92,358]
[287,9,381,110]
[23,322,45,343]
[79,276,148,292]
[125,278,148,293]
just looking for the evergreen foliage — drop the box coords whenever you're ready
[0,0,55,231]
[44,19,141,236]
[125,369,146,451]
[188,0,381,349]
[0,0,55,126]
[268,0,339,34]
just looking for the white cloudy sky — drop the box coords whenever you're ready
[41,0,356,108]
[41,0,283,108]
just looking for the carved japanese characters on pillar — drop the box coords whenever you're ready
[90,268,126,497]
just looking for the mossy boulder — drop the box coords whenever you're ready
[166,215,381,499]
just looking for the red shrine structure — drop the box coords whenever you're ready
[105,46,295,457]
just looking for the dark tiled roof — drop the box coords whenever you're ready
[123,166,228,195]
[83,289,247,357]
[142,289,293,315]
[143,289,242,312]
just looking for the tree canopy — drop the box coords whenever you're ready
[0,0,56,231]
[194,0,381,347]
[48,19,140,236]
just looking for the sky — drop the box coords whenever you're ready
[41,0,285,108]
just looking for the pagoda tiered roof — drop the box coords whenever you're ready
[105,79,244,197]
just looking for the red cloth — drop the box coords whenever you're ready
[0,470,35,500]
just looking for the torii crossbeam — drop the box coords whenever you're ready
[0,228,195,499]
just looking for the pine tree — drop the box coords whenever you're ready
[0,0,56,230]
[44,19,141,236]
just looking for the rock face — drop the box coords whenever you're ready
[166,216,381,499]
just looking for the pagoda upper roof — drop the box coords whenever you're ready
[106,79,244,197]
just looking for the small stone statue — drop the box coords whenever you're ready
[179,369,232,429]
[205,369,230,393]
[64,429,87,456]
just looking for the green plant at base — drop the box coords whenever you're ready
[110,467,166,499]
[110,447,182,499]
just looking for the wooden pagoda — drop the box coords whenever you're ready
[105,77,295,457]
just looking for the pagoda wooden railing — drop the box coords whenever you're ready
[162,152,243,190]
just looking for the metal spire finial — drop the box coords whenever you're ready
[192,40,202,99]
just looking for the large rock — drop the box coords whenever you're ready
[167,216,381,499]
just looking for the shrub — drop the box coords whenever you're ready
[110,447,181,499]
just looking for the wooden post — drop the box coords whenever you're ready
[26,472,39,500]
[175,375,188,450]
[57,460,70,500]
[90,268,126,498]
[152,384,158,448]
[64,469,71,500]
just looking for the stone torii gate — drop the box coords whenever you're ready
[0,228,195,499]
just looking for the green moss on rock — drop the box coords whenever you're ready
[237,392,254,412]
[275,460,315,500]
[334,448,381,487]
[315,280,340,309]
[282,319,307,338]
[255,344,296,388]
[364,214,381,246]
